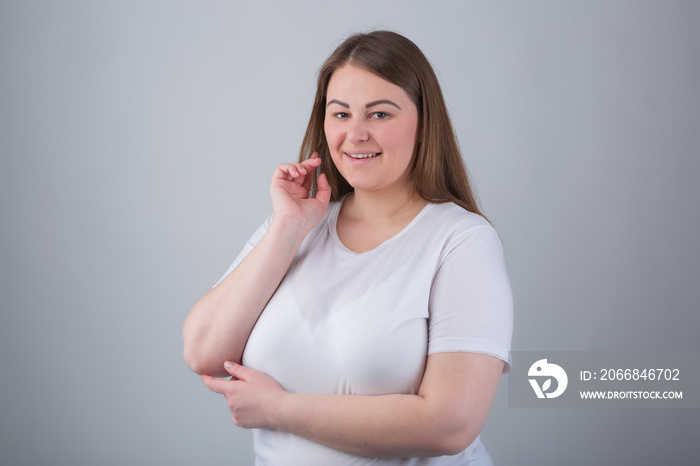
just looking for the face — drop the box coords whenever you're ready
[324,64,420,195]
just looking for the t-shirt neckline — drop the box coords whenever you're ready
[328,195,435,256]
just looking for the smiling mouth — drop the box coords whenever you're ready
[346,152,381,159]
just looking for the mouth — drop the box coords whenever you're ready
[345,152,381,159]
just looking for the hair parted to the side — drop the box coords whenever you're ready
[298,30,485,217]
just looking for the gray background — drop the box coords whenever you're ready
[1,1,698,465]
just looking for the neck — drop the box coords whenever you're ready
[344,184,425,222]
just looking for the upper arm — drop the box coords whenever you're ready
[417,351,504,455]
[428,225,513,370]
[418,223,512,453]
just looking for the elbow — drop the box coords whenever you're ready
[182,330,217,375]
[182,323,206,374]
[183,343,208,375]
[423,414,482,457]
[182,332,237,377]
[183,340,228,376]
[182,317,217,375]
[406,428,478,458]
[437,427,480,457]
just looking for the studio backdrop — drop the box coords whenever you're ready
[1,1,698,465]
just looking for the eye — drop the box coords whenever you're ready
[370,111,390,120]
[332,112,350,119]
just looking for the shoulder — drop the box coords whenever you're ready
[417,203,504,266]
[424,202,496,239]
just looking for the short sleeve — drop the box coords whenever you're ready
[428,226,513,372]
[212,214,273,288]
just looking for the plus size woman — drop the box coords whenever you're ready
[183,30,513,465]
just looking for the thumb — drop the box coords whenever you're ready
[223,361,251,381]
[315,172,331,207]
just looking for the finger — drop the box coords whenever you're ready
[300,157,322,171]
[272,178,310,198]
[285,164,303,179]
[301,164,317,193]
[302,151,322,163]
[273,163,305,181]
[201,375,232,394]
[300,155,322,191]
[223,361,254,382]
[314,172,332,207]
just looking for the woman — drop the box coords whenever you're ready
[183,30,513,465]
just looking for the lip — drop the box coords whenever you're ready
[344,151,382,160]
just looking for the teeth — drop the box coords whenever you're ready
[347,153,378,159]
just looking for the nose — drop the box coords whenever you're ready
[347,118,369,143]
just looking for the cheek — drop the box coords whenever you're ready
[378,126,415,157]
[323,120,342,148]
[324,123,343,166]
[399,121,419,156]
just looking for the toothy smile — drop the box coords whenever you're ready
[346,152,381,159]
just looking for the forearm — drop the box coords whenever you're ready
[274,391,477,458]
[183,217,306,376]
[204,353,501,458]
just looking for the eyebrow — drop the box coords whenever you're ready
[327,99,349,109]
[366,99,401,110]
[326,99,401,110]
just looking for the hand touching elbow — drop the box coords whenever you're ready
[200,353,504,458]
[202,361,287,429]
[183,154,331,377]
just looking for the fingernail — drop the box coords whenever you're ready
[225,361,233,368]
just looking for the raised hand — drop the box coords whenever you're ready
[270,152,331,237]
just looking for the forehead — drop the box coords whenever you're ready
[326,64,412,104]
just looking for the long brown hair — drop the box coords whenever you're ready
[299,30,485,217]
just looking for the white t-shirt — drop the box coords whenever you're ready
[216,198,513,466]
